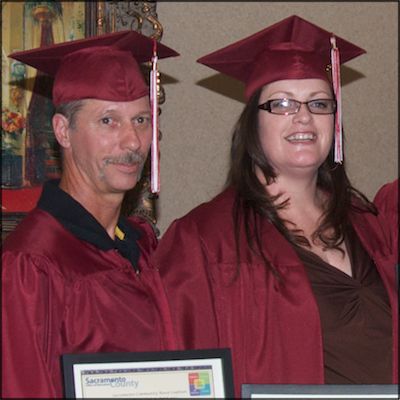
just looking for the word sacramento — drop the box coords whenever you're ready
[85,376,139,388]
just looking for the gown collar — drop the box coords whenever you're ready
[37,180,141,267]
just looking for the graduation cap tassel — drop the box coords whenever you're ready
[330,36,343,164]
[150,39,160,193]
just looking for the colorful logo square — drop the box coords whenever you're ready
[188,371,211,396]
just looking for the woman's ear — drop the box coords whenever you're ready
[52,113,71,148]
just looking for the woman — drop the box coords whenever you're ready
[153,15,398,397]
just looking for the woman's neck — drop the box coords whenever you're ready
[264,174,328,241]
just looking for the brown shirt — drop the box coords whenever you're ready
[296,225,392,383]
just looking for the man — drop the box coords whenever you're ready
[2,31,178,398]
[374,179,399,263]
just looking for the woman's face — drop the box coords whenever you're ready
[257,79,335,178]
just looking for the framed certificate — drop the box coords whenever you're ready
[241,384,399,399]
[62,348,234,398]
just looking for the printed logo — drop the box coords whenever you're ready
[188,372,211,396]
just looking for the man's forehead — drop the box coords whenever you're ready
[80,96,151,113]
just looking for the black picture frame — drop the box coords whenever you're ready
[62,348,234,398]
[241,384,398,399]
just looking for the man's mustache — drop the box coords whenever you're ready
[104,152,145,165]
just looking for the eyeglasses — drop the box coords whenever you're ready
[258,98,337,115]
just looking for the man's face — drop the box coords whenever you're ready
[64,96,152,195]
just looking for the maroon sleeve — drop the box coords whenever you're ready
[373,179,398,256]
[2,251,61,398]
[129,216,158,253]
[152,218,220,351]
[374,179,398,215]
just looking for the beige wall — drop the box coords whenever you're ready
[156,2,398,235]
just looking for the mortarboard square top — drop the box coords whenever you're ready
[197,15,365,99]
[9,30,179,106]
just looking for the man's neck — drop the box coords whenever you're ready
[59,177,123,240]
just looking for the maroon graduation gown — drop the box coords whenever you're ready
[374,179,398,256]
[2,210,175,398]
[154,187,398,398]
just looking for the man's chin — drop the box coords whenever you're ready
[106,176,141,194]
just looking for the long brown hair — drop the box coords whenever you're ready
[226,87,377,276]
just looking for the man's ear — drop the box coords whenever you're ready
[52,113,71,148]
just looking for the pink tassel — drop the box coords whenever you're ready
[330,36,343,164]
[150,39,160,193]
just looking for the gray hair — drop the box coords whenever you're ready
[54,99,86,130]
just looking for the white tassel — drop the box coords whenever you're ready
[150,40,160,193]
[330,36,343,164]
